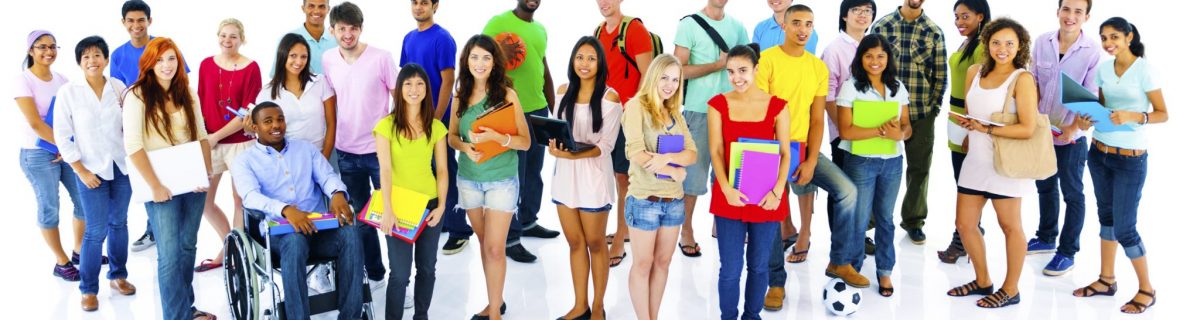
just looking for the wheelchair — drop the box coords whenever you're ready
[223,209,375,320]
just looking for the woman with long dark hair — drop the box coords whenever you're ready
[257,33,337,158]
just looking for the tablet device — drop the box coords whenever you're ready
[528,115,596,153]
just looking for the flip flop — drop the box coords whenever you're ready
[609,252,627,268]
[605,234,629,245]
[678,243,701,257]
[193,259,222,272]
[786,245,808,263]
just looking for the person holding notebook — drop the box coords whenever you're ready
[447,35,532,320]
[707,45,791,320]
[622,54,697,320]
[834,34,911,297]
[373,64,449,320]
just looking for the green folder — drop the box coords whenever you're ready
[728,142,781,184]
[850,100,900,156]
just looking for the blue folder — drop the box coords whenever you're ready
[36,97,58,154]
[1060,72,1133,133]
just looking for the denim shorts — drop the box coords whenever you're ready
[624,195,685,231]
[682,111,712,196]
[456,176,519,212]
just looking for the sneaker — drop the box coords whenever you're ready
[521,224,561,239]
[71,251,109,265]
[865,237,876,255]
[53,262,81,281]
[369,278,386,292]
[131,232,155,252]
[1043,253,1075,276]
[442,238,468,255]
[404,292,414,309]
[908,228,927,245]
[506,244,538,263]
[1026,238,1056,255]
[308,264,334,294]
[764,287,785,311]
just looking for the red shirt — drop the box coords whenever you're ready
[198,57,262,144]
[597,18,652,105]
[708,94,789,223]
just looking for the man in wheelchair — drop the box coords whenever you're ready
[230,101,365,319]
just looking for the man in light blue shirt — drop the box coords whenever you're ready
[753,0,819,52]
[230,101,363,320]
[292,0,338,74]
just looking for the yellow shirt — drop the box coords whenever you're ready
[755,46,828,143]
[372,115,448,198]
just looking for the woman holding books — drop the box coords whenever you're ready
[547,37,622,320]
[834,34,911,297]
[374,64,449,320]
[621,54,697,320]
[706,45,791,320]
[447,34,532,320]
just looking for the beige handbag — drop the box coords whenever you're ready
[989,70,1057,180]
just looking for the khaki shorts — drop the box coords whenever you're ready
[210,141,253,174]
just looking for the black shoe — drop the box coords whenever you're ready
[71,251,109,265]
[557,308,591,320]
[865,237,876,255]
[470,302,506,319]
[908,228,927,245]
[506,244,538,263]
[442,237,468,255]
[522,224,561,239]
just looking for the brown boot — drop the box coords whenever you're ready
[764,286,785,311]
[825,263,870,288]
[110,279,137,296]
[81,294,98,312]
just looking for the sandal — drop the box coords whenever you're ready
[605,234,629,245]
[878,276,894,297]
[608,252,627,268]
[678,243,701,257]
[977,289,1021,308]
[193,259,222,272]
[786,244,808,264]
[1121,290,1156,314]
[937,245,967,264]
[192,307,217,320]
[948,280,994,297]
[1073,276,1117,297]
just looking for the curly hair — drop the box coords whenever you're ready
[978,17,1031,77]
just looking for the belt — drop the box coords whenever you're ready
[645,196,676,203]
[1093,140,1146,157]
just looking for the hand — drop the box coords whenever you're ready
[1110,111,1141,126]
[330,192,355,226]
[1055,125,1079,144]
[426,206,445,227]
[717,52,729,66]
[51,153,63,163]
[643,153,673,172]
[964,120,990,133]
[240,115,255,138]
[722,186,747,207]
[666,166,688,182]
[77,170,101,189]
[472,126,504,144]
[951,113,971,128]
[207,136,221,148]
[881,119,904,141]
[1075,114,1094,131]
[795,160,816,185]
[151,183,173,203]
[379,207,398,238]
[546,139,571,159]
[464,143,483,163]
[193,186,210,193]
[758,190,782,210]
[283,207,317,235]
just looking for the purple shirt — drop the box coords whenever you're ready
[1031,30,1102,145]
[323,45,399,155]
[821,32,859,140]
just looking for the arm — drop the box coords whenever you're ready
[16,97,55,144]
[673,46,726,80]
[634,52,652,75]
[321,96,337,158]
[447,100,471,152]
[542,58,556,113]
[793,96,825,184]
[310,141,351,224]
[427,137,449,226]
[230,156,289,220]
[707,106,745,206]
[473,90,532,150]
[54,93,100,188]
[123,92,170,202]
[761,106,792,210]
[984,73,1038,139]
[436,68,454,121]
[375,134,398,236]
[929,32,949,109]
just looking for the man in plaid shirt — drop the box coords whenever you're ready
[872,0,946,245]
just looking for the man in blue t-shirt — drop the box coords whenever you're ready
[398,0,471,256]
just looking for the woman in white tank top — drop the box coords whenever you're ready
[945,18,1040,309]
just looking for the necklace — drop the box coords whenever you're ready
[216,56,238,117]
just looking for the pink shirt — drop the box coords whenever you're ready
[322,45,398,155]
[821,32,859,140]
[550,90,622,209]
[13,69,69,149]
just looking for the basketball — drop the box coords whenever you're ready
[494,32,527,71]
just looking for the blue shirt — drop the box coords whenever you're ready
[1095,58,1158,150]
[399,24,457,120]
[232,139,347,220]
[753,16,818,53]
[291,26,338,74]
[110,36,190,86]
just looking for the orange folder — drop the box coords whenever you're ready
[470,101,519,163]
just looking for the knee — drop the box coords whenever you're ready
[956,219,979,236]
[483,243,506,261]
[653,254,673,270]
[631,255,654,273]
[999,220,1023,236]
[584,236,607,254]
[564,233,586,251]
[337,227,363,249]
[835,185,859,208]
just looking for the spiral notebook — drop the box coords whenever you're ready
[733,150,781,205]
[655,134,684,180]
[736,138,804,182]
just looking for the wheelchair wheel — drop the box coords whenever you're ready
[224,230,260,320]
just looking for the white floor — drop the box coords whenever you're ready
[8,145,1187,320]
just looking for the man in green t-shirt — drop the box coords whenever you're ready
[482,0,560,264]
[672,0,749,258]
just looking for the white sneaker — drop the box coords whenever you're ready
[307,264,334,294]
[404,292,414,309]
[369,278,386,292]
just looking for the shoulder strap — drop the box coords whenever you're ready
[1001,70,1027,115]
[686,14,730,52]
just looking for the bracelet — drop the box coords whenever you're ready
[986,126,994,135]
[501,134,512,147]
[1141,112,1150,125]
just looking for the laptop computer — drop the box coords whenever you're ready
[528,115,596,153]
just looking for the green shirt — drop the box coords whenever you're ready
[483,11,548,113]
[674,11,749,113]
[373,115,448,198]
[946,44,985,153]
[457,98,519,182]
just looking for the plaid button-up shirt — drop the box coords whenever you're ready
[873,8,947,121]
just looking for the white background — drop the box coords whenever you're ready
[1,0,1194,319]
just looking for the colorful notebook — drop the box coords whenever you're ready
[265,212,341,236]
[736,138,804,181]
[850,100,900,156]
[358,204,430,244]
[36,96,58,154]
[470,101,519,163]
[735,150,781,205]
[727,141,781,184]
[655,134,684,180]
[1060,72,1134,133]
[367,187,432,230]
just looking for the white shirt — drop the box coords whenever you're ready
[255,76,335,150]
[53,77,129,180]
[835,78,910,159]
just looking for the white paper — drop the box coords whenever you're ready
[947,117,968,145]
[948,110,1006,127]
[126,141,210,203]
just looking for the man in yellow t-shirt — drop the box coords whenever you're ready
[753,4,866,311]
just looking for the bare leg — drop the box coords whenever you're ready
[474,208,511,320]
[1074,239,1119,297]
[648,226,681,320]
[680,195,698,253]
[580,210,610,318]
[609,174,630,261]
[1122,255,1155,313]
[628,227,657,320]
[992,198,1026,296]
[955,193,991,288]
[797,193,815,252]
[41,228,70,265]
[201,174,231,264]
[72,217,84,254]
[557,205,589,318]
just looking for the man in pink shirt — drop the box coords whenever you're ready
[321,1,398,287]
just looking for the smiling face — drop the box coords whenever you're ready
[217,24,243,55]
[767,0,792,13]
[1058,0,1090,34]
[302,0,329,26]
[468,46,495,81]
[284,43,309,77]
[845,4,874,33]
[725,55,756,93]
[785,9,815,48]
[401,76,428,108]
[78,46,109,78]
[155,49,179,84]
[596,0,619,18]
[861,46,888,78]
[122,10,151,40]
[412,0,436,22]
[954,4,984,37]
[988,28,1020,66]
[252,106,287,146]
[906,0,925,10]
[519,0,541,12]
[657,64,682,99]
[28,36,57,67]
[1099,26,1130,57]
[573,44,599,81]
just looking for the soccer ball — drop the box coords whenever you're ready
[823,278,862,316]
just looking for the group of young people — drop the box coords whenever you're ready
[15,0,1165,319]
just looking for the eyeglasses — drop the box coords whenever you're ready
[33,45,60,51]
[850,7,874,17]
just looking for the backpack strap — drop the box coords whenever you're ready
[685,14,730,52]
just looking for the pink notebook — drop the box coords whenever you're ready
[736,150,781,205]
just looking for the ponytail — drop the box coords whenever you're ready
[1100,17,1146,58]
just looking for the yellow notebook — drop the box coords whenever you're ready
[368,187,432,229]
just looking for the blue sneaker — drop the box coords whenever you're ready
[1043,254,1074,276]
[1026,238,1055,255]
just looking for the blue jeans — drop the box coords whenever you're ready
[77,166,132,294]
[145,191,206,320]
[386,220,443,320]
[769,153,857,287]
[271,222,364,320]
[623,196,685,231]
[1035,137,1088,258]
[682,111,712,196]
[507,107,549,246]
[337,150,386,281]
[843,154,903,276]
[19,148,83,229]
[1087,145,1148,259]
[715,216,778,320]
